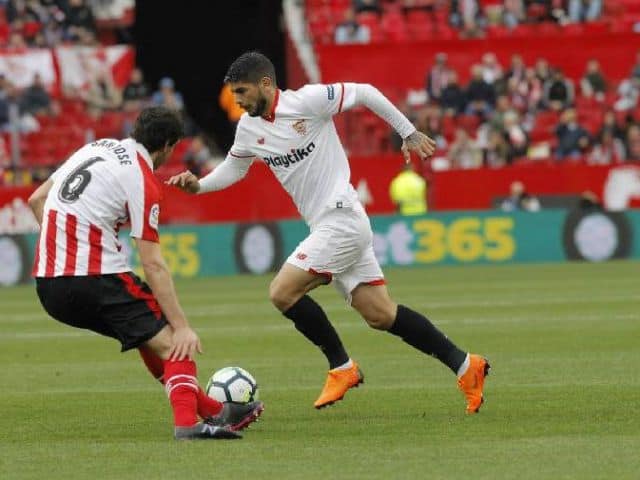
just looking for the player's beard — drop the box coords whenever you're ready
[248,94,268,117]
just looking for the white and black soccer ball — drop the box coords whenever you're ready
[205,366,259,404]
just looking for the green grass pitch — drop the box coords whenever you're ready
[1,261,639,479]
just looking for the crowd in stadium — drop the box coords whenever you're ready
[0,0,639,187]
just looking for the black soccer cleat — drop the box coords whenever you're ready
[174,422,242,440]
[205,401,265,432]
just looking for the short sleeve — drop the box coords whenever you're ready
[125,154,162,243]
[299,83,358,118]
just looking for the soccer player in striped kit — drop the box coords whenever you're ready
[168,52,490,414]
[29,106,263,440]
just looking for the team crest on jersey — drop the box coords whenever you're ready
[296,252,307,260]
[292,120,307,136]
[149,204,159,230]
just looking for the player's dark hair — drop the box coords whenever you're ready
[131,106,184,153]
[224,51,276,85]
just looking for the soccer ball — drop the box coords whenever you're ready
[205,366,259,404]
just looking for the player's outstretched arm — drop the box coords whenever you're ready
[350,83,436,161]
[136,238,202,360]
[166,154,253,194]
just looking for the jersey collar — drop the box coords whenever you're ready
[262,89,280,123]
[132,139,154,170]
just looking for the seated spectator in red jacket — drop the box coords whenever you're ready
[555,108,591,159]
[580,59,607,102]
[334,8,370,44]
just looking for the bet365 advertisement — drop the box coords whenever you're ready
[3,209,639,286]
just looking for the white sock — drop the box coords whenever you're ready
[456,354,470,377]
[332,359,353,371]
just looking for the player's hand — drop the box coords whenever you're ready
[401,131,436,163]
[169,326,203,361]
[166,171,200,193]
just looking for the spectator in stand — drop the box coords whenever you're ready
[450,0,485,38]
[484,129,510,167]
[534,58,552,85]
[7,30,27,48]
[152,77,185,112]
[503,0,525,28]
[503,110,529,160]
[19,73,51,116]
[448,127,482,168]
[489,94,512,131]
[567,0,602,23]
[63,0,97,42]
[501,180,540,211]
[555,108,590,159]
[614,76,640,112]
[122,68,151,111]
[353,0,381,14]
[0,75,10,127]
[481,53,503,86]
[182,135,217,177]
[334,7,370,45]
[625,124,640,161]
[505,54,526,84]
[598,110,625,142]
[544,69,574,111]
[588,129,625,165]
[631,51,640,80]
[426,52,449,102]
[580,59,606,102]
[82,69,122,117]
[439,69,466,115]
[465,64,495,117]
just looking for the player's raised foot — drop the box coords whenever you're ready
[206,401,265,432]
[314,361,364,409]
[457,354,491,414]
[174,422,242,440]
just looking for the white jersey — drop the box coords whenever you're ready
[33,138,161,277]
[231,83,362,226]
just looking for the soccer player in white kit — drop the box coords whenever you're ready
[169,52,490,414]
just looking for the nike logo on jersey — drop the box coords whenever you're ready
[263,142,316,169]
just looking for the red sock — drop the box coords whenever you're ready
[164,359,199,427]
[139,346,165,383]
[141,349,223,419]
[196,388,223,418]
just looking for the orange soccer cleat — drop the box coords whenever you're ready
[314,361,364,409]
[457,354,491,414]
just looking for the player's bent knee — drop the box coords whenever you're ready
[144,325,173,360]
[362,310,395,330]
[269,283,295,312]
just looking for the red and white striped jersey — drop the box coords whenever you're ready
[33,138,161,277]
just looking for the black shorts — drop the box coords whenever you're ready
[36,272,169,352]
